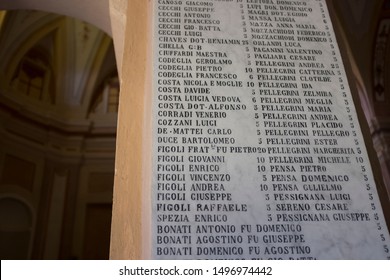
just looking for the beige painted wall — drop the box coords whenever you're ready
[109,0,152,260]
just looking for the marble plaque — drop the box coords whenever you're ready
[151,0,390,259]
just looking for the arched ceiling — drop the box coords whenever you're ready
[0,0,111,35]
[0,10,118,133]
[0,0,127,73]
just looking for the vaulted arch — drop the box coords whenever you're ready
[0,0,128,72]
[0,195,35,259]
[0,0,111,35]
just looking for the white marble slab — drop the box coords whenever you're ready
[150,0,390,259]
